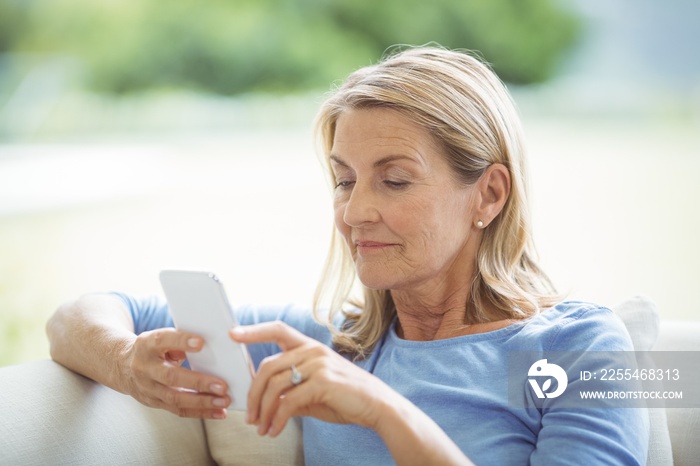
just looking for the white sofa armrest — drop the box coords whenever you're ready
[0,360,214,465]
[654,320,700,466]
[655,320,700,352]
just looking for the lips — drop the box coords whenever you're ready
[354,240,397,252]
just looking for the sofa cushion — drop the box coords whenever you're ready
[655,321,700,351]
[0,360,214,465]
[613,295,672,466]
[665,407,700,466]
[205,411,304,465]
[654,320,700,466]
[614,295,660,351]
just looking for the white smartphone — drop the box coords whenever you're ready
[159,270,253,411]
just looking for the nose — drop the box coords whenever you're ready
[342,182,381,227]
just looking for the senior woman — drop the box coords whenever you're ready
[47,47,648,465]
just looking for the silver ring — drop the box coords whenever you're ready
[290,364,303,385]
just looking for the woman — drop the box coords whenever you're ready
[47,47,648,465]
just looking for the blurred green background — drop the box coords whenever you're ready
[0,0,577,96]
[1,0,698,366]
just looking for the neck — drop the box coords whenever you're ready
[391,278,518,341]
[391,282,472,341]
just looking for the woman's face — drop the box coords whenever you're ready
[330,108,479,292]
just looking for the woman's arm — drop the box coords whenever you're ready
[530,306,649,465]
[231,321,473,466]
[372,392,473,466]
[46,293,232,419]
[47,294,137,393]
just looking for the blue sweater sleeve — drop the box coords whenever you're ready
[530,306,649,465]
[110,292,174,334]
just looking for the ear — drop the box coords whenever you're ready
[472,163,510,229]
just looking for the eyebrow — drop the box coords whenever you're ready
[329,154,419,168]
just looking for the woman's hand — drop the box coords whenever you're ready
[121,328,232,419]
[230,321,393,437]
[231,321,472,465]
[47,294,232,420]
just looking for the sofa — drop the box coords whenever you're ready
[0,296,698,465]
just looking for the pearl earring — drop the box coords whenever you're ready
[477,220,484,228]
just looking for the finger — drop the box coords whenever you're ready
[266,382,320,438]
[155,383,232,413]
[229,321,308,351]
[145,327,205,353]
[177,407,228,420]
[153,362,229,398]
[160,397,228,420]
[249,343,330,426]
[256,364,303,435]
[165,350,188,365]
[266,394,299,437]
[134,378,229,420]
[245,352,283,425]
[260,355,329,436]
[137,329,229,396]
[247,349,309,425]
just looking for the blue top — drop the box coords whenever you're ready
[114,293,649,465]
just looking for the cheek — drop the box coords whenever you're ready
[388,197,437,236]
[397,197,469,251]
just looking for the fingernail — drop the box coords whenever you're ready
[212,410,226,420]
[213,398,228,407]
[231,327,245,336]
[187,338,201,348]
[210,383,225,395]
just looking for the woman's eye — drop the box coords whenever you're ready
[335,180,354,189]
[383,180,409,189]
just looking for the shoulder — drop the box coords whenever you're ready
[516,301,633,352]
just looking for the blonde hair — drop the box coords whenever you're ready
[313,46,558,359]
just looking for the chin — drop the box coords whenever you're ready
[355,266,400,291]
[357,280,390,291]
